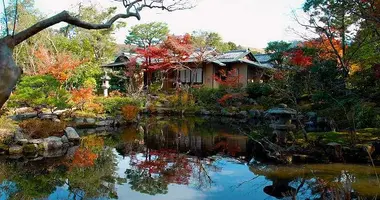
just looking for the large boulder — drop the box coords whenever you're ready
[64,127,80,141]
[43,136,63,150]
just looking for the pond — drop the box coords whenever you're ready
[0,116,379,200]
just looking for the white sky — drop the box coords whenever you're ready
[3,0,306,48]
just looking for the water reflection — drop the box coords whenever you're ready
[0,116,379,199]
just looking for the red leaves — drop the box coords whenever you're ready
[134,149,192,185]
[213,68,242,87]
[287,49,313,67]
[132,34,193,73]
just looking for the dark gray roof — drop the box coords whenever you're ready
[103,49,274,69]
[253,54,272,63]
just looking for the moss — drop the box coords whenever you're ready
[38,143,45,151]
[0,143,9,151]
[23,144,38,153]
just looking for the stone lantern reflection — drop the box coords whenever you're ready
[101,71,111,97]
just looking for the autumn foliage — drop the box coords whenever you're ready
[121,105,140,122]
[135,34,192,72]
[213,68,242,88]
[135,149,192,185]
[286,49,313,67]
[303,36,344,61]
[34,47,85,83]
[71,87,94,110]
[70,148,98,168]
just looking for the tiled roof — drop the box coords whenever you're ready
[215,49,250,63]
[103,49,274,69]
[253,54,272,63]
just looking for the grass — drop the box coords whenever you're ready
[295,128,380,146]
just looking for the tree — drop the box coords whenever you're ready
[0,0,193,109]
[265,41,292,68]
[134,34,193,89]
[125,22,169,49]
[8,75,70,112]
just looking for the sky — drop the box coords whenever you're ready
[3,0,306,48]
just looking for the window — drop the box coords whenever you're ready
[179,68,203,84]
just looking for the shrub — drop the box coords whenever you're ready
[121,105,140,122]
[8,75,71,112]
[246,82,273,99]
[95,97,144,115]
[19,119,66,139]
[191,87,224,107]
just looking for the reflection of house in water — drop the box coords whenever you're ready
[144,126,249,158]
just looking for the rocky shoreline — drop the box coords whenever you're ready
[0,126,80,158]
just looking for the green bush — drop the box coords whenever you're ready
[95,96,145,115]
[191,87,224,108]
[355,102,380,128]
[8,75,71,112]
[246,82,273,99]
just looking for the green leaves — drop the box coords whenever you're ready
[125,22,170,48]
[8,75,70,111]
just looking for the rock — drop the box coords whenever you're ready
[37,143,45,151]
[14,128,24,140]
[10,113,37,121]
[40,114,58,120]
[64,127,80,141]
[85,118,96,124]
[74,118,84,124]
[200,109,211,115]
[61,135,69,143]
[16,139,28,145]
[9,145,23,154]
[238,111,248,118]
[42,148,66,158]
[63,142,70,148]
[53,109,70,116]
[43,137,63,150]
[0,143,9,154]
[28,139,44,144]
[30,157,44,162]
[95,120,114,126]
[23,144,38,153]
[66,145,80,158]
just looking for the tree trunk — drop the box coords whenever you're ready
[0,41,22,109]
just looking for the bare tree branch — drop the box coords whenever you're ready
[10,10,140,47]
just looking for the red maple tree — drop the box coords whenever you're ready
[131,34,193,87]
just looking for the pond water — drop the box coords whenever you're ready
[0,116,379,200]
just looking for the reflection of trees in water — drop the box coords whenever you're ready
[0,144,125,199]
[247,163,379,199]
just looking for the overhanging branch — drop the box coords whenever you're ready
[10,10,140,47]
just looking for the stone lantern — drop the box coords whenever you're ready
[101,71,111,97]
[266,104,297,144]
